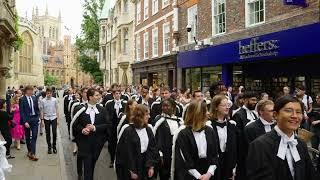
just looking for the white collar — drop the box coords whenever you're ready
[161,113,171,118]
[260,118,275,126]
[274,126,301,162]
[243,105,257,121]
[86,103,99,114]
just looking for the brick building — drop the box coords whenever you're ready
[176,0,320,97]
[131,0,179,88]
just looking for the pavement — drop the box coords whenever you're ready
[4,90,117,180]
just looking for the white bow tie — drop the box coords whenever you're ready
[277,135,301,162]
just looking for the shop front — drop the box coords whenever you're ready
[132,54,177,88]
[178,23,320,97]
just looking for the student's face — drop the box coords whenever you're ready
[46,92,52,98]
[260,104,274,122]
[25,89,33,96]
[162,102,172,115]
[262,94,269,101]
[162,90,171,100]
[316,96,320,104]
[114,91,121,100]
[142,88,149,98]
[143,111,150,124]
[283,87,290,94]
[194,92,204,102]
[245,97,257,110]
[16,90,22,97]
[75,93,81,100]
[89,91,100,104]
[217,99,230,116]
[82,90,87,100]
[274,102,303,134]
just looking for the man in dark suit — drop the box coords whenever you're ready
[245,100,275,144]
[20,85,40,161]
[232,92,258,180]
[105,89,126,168]
[72,88,111,180]
[63,87,74,137]
[102,83,118,106]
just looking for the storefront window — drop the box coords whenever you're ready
[202,66,221,91]
[186,68,201,92]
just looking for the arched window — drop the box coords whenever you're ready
[19,32,33,73]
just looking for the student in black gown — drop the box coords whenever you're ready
[209,95,237,180]
[153,99,183,180]
[69,90,82,155]
[173,101,219,180]
[116,99,138,137]
[244,100,275,144]
[247,95,317,180]
[115,104,159,180]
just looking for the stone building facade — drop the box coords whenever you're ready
[99,0,135,87]
[0,0,17,97]
[7,16,44,88]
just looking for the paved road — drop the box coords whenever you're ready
[57,91,117,180]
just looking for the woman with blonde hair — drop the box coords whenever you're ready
[10,90,24,150]
[209,95,237,180]
[173,101,219,180]
[115,104,159,180]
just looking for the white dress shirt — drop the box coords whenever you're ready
[274,126,301,178]
[114,100,122,117]
[166,118,179,135]
[85,104,99,124]
[135,128,149,153]
[216,119,228,152]
[41,97,58,120]
[26,96,35,115]
[260,118,275,133]
[188,129,217,178]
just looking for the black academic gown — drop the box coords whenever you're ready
[246,129,317,180]
[116,124,159,180]
[102,93,113,107]
[244,118,275,144]
[211,120,237,180]
[105,100,126,163]
[232,108,257,180]
[154,116,182,180]
[174,126,219,180]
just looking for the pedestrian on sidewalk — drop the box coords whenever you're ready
[40,88,59,154]
[0,99,15,159]
[10,91,24,150]
[20,85,40,161]
[38,91,46,136]
[72,88,111,180]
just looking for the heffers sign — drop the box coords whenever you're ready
[283,0,308,7]
[238,37,279,60]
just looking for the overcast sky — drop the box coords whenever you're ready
[16,0,84,41]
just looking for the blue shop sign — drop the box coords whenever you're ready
[178,23,320,68]
[283,0,308,7]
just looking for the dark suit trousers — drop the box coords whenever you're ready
[24,117,39,154]
[44,119,57,149]
[83,153,99,180]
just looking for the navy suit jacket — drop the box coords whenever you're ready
[20,95,40,125]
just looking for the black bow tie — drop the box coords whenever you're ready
[213,121,227,128]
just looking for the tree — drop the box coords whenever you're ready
[75,0,105,85]
[44,73,58,86]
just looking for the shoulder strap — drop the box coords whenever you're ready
[117,124,130,144]
[116,114,127,136]
[70,106,86,139]
[70,102,81,120]
[170,125,186,180]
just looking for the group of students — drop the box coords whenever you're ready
[65,82,319,180]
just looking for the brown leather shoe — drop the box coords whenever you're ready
[29,154,39,161]
[27,152,32,158]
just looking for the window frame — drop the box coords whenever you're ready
[136,35,141,61]
[162,0,169,9]
[152,27,158,57]
[212,0,226,36]
[162,22,170,55]
[144,31,149,60]
[136,1,141,24]
[187,4,198,44]
[144,0,149,20]
[245,0,265,27]
[152,0,158,15]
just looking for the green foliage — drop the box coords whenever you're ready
[78,54,103,84]
[75,0,105,85]
[44,73,58,86]
[14,15,23,50]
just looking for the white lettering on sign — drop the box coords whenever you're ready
[238,37,279,59]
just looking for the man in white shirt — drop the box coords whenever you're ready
[40,88,59,154]
[296,85,313,129]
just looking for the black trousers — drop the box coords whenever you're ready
[0,128,12,156]
[83,154,99,180]
[44,119,57,149]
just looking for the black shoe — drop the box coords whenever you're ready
[78,175,83,180]
[53,148,57,154]
[20,140,26,144]
[6,155,15,159]
[48,149,52,154]
[40,132,43,136]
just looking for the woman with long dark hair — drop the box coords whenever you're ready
[247,96,317,180]
[116,104,159,179]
